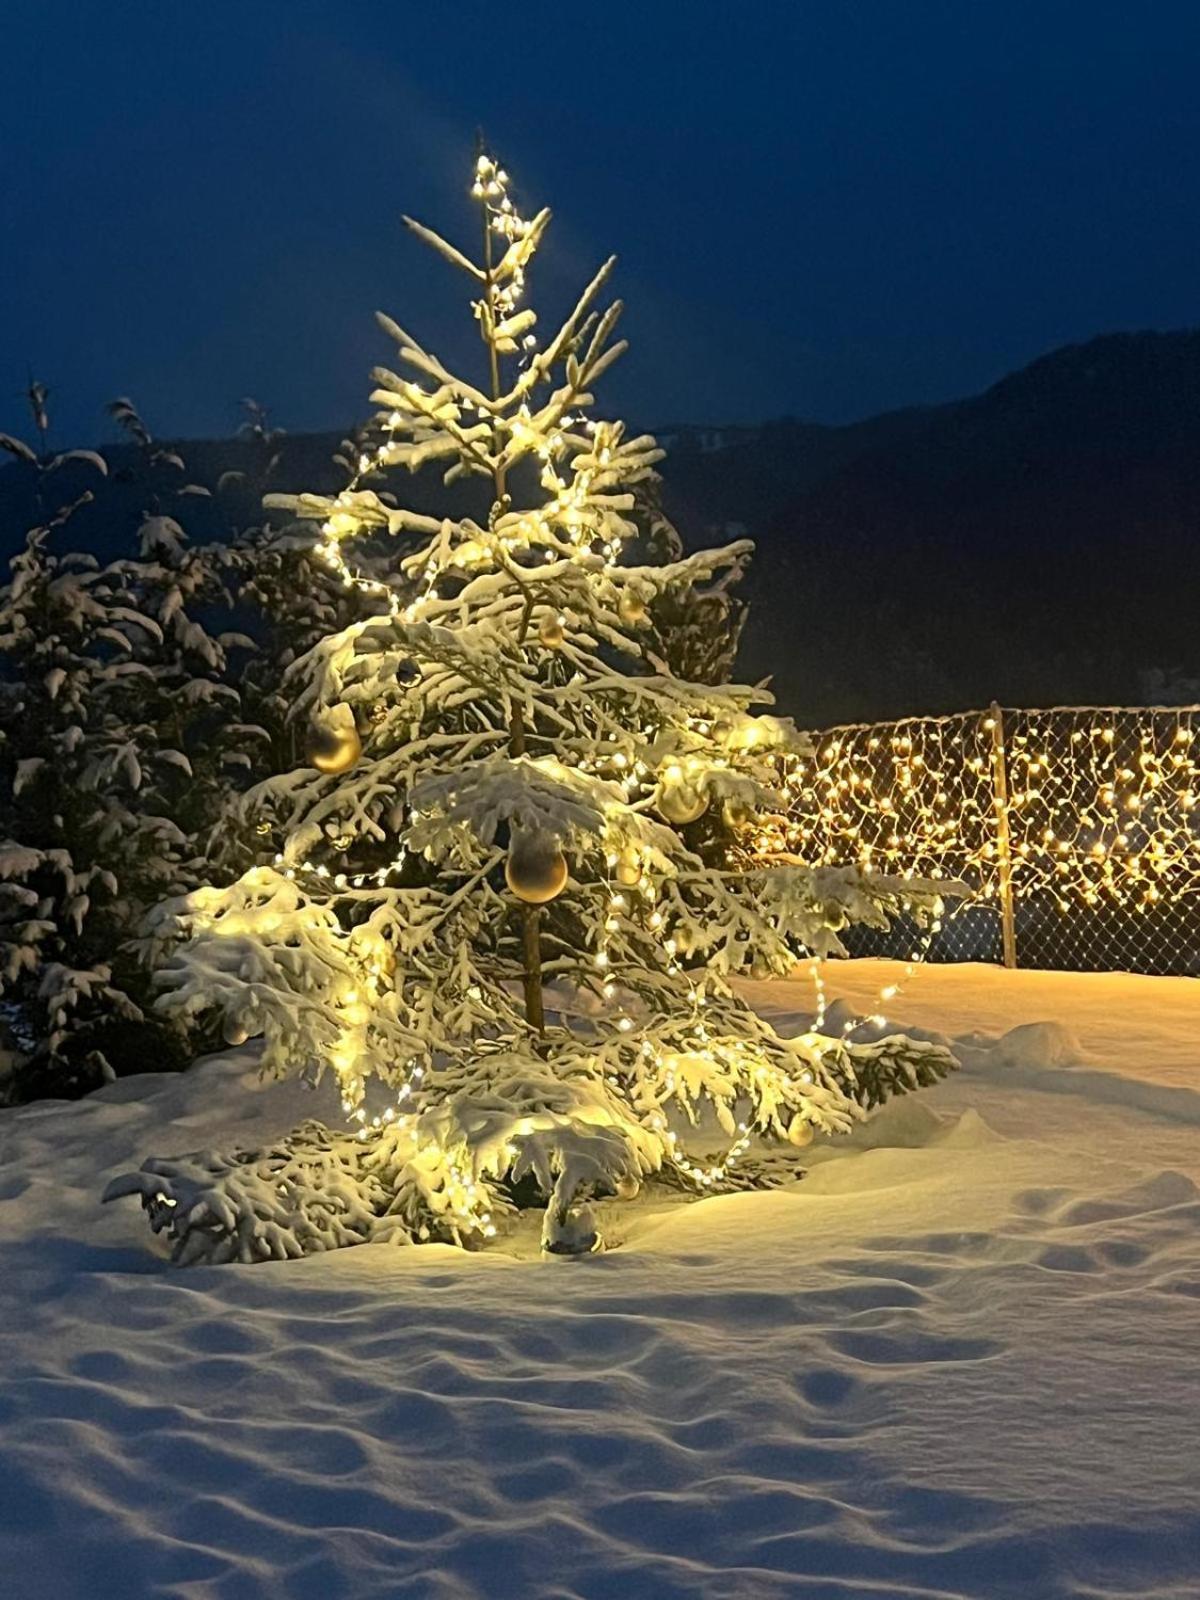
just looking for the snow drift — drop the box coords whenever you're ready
[1,960,1198,1599]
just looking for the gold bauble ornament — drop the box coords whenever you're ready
[618,590,648,627]
[657,769,708,825]
[538,613,565,648]
[506,830,569,904]
[614,849,642,888]
[306,712,362,775]
[787,1117,814,1148]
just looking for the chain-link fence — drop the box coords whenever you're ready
[763,705,1200,976]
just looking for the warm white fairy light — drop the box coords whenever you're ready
[442,1151,497,1239]
[758,705,1199,928]
[668,1121,753,1188]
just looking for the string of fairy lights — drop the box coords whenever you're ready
[758,704,1200,970]
[664,703,1200,1182]
[242,152,955,1236]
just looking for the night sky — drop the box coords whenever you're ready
[3,1,1200,447]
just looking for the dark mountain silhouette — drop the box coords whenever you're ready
[3,328,1198,725]
[659,330,1200,723]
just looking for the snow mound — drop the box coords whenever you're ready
[975,1019,1084,1069]
[2,963,1199,1599]
[807,1093,998,1161]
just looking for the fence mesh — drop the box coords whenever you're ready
[763,705,1200,976]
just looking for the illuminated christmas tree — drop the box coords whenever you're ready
[106,149,955,1261]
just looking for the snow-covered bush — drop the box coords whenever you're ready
[0,388,407,1099]
[0,401,256,1097]
[105,150,957,1258]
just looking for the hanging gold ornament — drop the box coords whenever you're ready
[614,848,642,888]
[618,589,648,627]
[506,829,569,904]
[787,1117,814,1149]
[657,764,708,825]
[538,612,566,648]
[306,711,362,775]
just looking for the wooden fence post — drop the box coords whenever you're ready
[989,701,1018,969]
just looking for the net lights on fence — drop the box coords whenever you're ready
[755,705,1200,973]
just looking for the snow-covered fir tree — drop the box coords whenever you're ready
[106,151,956,1259]
[0,400,252,1097]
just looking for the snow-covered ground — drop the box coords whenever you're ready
[2,961,1198,1599]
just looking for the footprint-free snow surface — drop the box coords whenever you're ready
[2,961,1199,1599]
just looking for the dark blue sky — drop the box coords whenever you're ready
[3,1,1199,446]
